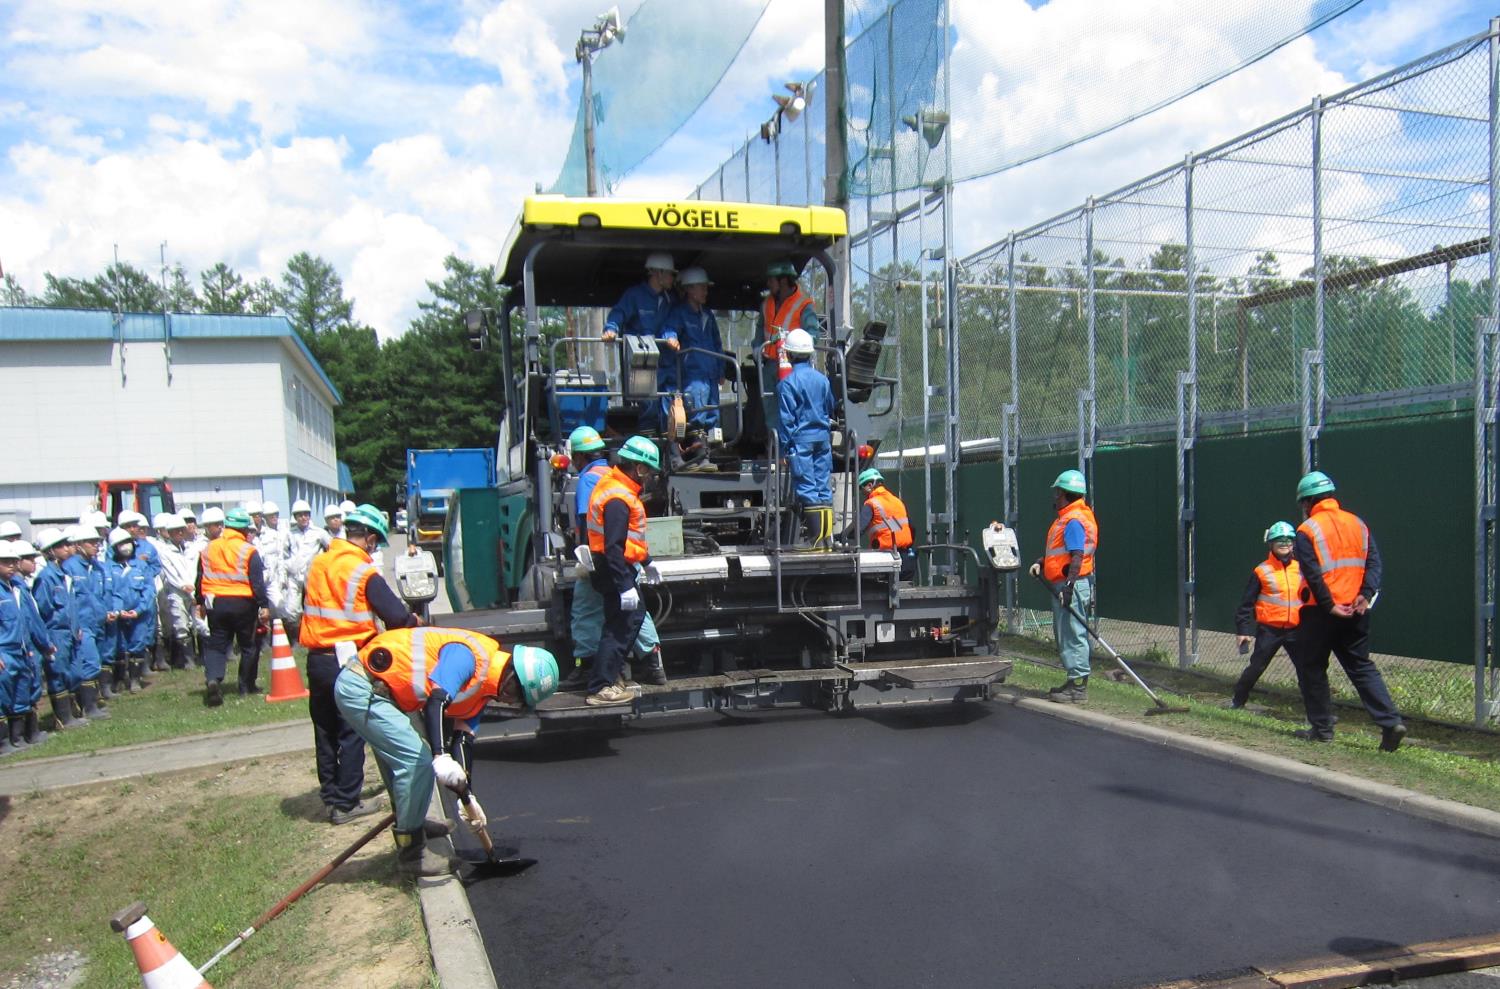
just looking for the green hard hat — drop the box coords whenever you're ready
[224,508,253,530]
[1052,469,1087,495]
[568,425,606,454]
[858,468,884,487]
[510,644,560,707]
[1296,471,1336,500]
[766,259,798,278]
[618,435,661,470]
[344,503,390,543]
[1264,521,1296,543]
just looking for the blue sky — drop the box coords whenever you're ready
[0,0,1491,336]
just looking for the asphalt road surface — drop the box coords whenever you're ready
[461,704,1500,989]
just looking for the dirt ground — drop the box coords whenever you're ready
[0,752,432,988]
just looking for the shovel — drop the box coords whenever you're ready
[1034,573,1190,715]
[455,786,537,879]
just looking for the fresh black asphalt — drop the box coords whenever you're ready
[459,703,1500,989]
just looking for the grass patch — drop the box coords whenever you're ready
[0,753,431,988]
[999,637,1500,814]
[7,651,310,762]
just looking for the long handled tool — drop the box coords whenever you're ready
[455,786,537,879]
[1034,573,1190,715]
[198,811,396,975]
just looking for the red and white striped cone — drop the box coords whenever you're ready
[109,902,213,988]
[264,619,309,703]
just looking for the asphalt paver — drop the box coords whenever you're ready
[462,703,1500,989]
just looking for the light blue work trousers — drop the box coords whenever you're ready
[1049,576,1094,681]
[570,569,660,661]
[333,667,433,833]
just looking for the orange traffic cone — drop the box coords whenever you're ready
[109,901,213,988]
[265,619,309,703]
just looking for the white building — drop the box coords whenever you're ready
[0,307,345,525]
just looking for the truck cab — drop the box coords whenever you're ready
[98,478,175,523]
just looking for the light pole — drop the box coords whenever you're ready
[576,6,626,198]
[760,82,810,205]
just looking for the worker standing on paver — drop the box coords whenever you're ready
[63,525,110,720]
[196,508,270,706]
[585,436,662,707]
[107,528,156,694]
[754,260,821,440]
[778,328,835,551]
[334,625,558,876]
[1290,471,1407,751]
[33,528,85,729]
[562,426,665,691]
[1028,469,1098,704]
[659,266,729,470]
[1229,521,1303,709]
[604,253,677,433]
[302,504,417,825]
[855,469,916,579]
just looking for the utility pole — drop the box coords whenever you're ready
[825,0,850,341]
[576,7,625,198]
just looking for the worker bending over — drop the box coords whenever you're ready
[778,328,834,550]
[856,469,915,579]
[334,625,558,876]
[1028,470,1098,704]
[1229,521,1302,709]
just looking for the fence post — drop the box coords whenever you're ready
[1178,154,1200,669]
[1080,198,1098,487]
[1005,233,1021,632]
[1479,17,1500,726]
[1304,95,1326,472]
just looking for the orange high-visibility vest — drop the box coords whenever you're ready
[300,539,379,648]
[356,626,509,721]
[1043,499,1098,582]
[1298,498,1369,608]
[200,530,256,598]
[761,290,814,378]
[1254,555,1303,629]
[864,485,913,550]
[586,468,650,564]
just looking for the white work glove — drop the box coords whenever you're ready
[620,587,641,610]
[431,753,468,790]
[639,564,662,586]
[573,544,595,573]
[1028,561,1042,579]
[459,795,487,831]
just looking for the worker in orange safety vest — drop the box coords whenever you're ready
[1229,521,1303,709]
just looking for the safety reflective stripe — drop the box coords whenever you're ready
[585,519,647,541]
[1302,517,1368,574]
[448,631,492,707]
[305,561,376,622]
[409,627,431,701]
[404,628,492,707]
[202,542,253,583]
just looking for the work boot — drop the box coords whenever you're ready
[1379,722,1408,753]
[0,730,13,757]
[8,717,30,751]
[559,658,590,691]
[22,710,48,746]
[638,646,667,686]
[128,659,146,693]
[112,660,129,696]
[168,639,186,670]
[1047,677,1088,704]
[1292,727,1334,743]
[205,679,224,708]
[330,800,383,825]
[393,829,453,877]
[78,681,109,720]
[149,642,167,673]
[49,692,83,730]
[99,668,115,700]
[801,506,833,552]
[1047,679,1073,696]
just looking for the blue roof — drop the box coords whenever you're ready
[0,307,342,404]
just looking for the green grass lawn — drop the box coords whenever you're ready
[6,652,309,762]
[999,634,1500,814]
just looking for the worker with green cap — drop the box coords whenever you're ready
[1289,471,1406,750]
[584,436,663,706]
[753,259,821,441]
[1028,469,1097,703]
[562,426,664,691]
[856,468,915,579]
[195,507,271,706]
[1228,522,1304,709]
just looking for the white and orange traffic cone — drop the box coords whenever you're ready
[109,901,213,988]
[264,619,309,703]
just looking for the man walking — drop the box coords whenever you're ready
[1290,471,1406,750]
[1028,470,1098,704]
[1229,521,1302,709]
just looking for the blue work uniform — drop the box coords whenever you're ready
[131,537,162,582]
[569,459,660,663]
[660,302,728,431]
[111,558,158,656]
[778,360,835,507]
[64,554,109,682]
[32,561,78,695]
[1,575,52,716]
[607,281,674,430]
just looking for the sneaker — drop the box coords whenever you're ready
[204,680,223,708]
[1292,728,1334,743]
[1379,722,1407,753]
[585,683,634,706]
[330,800,383,825]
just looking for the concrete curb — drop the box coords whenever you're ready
[416,789,499,989]
[997,690,1500,840]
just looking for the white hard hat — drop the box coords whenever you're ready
[66,524,100,544]
[645,251,676,273]
[292,499,312,515]
[262,500,280,515]
[784,328,815,356]
[85,511,110,530]
[118,510,148,527]
[0,521,20,539]
[152,512,173,529]
[678,266,712,287]
[201,507,226,524]
[160,513,186,530]
[180,507,197,521]
[244,500,263,515]
[339,500,357,514]
[11,540,38,557]
[108,527,134,548]
[324,503,343,519]
[35,527,66,551]
[0,541,17,560]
